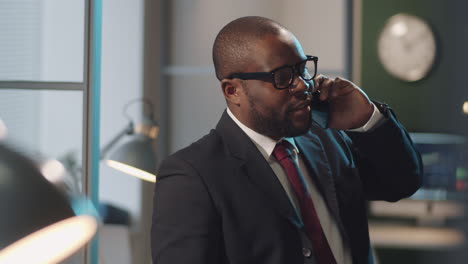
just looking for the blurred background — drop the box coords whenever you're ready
[0,0,467,263]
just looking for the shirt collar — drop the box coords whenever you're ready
[226,108,300,158]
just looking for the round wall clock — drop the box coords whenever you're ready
[377,13,437,82]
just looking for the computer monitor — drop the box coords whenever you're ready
[409,133,467,200]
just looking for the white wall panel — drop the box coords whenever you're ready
[99,0,144,225]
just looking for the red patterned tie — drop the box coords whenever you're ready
[273,141,337,264]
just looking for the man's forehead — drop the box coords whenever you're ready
[251,31,306,70]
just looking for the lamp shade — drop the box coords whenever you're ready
[105,135,157,183]
[0,144,98,263]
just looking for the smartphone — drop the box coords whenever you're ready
[310,90,329,129]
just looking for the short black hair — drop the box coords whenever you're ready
[212,16,286,81]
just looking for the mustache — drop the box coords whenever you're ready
[288,92,312,112]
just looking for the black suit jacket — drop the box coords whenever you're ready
[151,109,422,264]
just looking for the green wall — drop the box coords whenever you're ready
[360,0,468,135]
[359,2,468,263]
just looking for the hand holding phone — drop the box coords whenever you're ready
[311,75,373,130]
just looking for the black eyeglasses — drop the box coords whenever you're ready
[229,55,318,90]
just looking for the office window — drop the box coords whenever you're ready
[0,0,85,82]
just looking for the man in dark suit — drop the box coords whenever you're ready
[151,16,422,264]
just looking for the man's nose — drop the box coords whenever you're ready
[289,74,313,95]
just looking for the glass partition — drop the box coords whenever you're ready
[0,0,95,263]
[0,0,85,83]
[0,89,84,194]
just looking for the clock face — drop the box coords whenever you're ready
[377,13,437,82]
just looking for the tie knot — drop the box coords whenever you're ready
[273,141,292,161]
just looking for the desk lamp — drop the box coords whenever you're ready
[0,144,98,263]
[101,98,158,183]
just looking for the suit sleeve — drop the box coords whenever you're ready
[344,108,423,201]
[151,155,222,264]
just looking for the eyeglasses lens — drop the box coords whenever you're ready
[300,60,315,81]
[274,68,294,89]
[274,60,315,89]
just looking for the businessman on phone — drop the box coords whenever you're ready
[151,16,422,264]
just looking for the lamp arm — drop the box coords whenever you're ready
[123,98,155,121]
[100,122,134,160]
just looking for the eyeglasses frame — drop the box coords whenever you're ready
[229,55,318,90]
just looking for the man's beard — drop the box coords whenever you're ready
[248,96,311,139]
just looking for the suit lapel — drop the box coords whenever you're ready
[215,111,302,228]
[243,146,303,228]
[294,130,346,236]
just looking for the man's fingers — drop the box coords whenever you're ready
[313,75,356,100]
[313,75,332,100]
[334,77,349,88]
[313,74,328,90]
[329,77,353,97]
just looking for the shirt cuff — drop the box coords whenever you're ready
[346,103,384,132]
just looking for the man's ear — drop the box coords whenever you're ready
[221,79,243,105]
